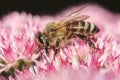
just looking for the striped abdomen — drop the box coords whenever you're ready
[68,21,99,36]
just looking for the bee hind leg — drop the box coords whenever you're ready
[53,39,60,60]
[76,34,95,48]
[87,39,96,48]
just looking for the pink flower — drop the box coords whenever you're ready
[0,3,120,80]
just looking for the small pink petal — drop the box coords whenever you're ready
[23,39,35,58]
[2,45,17,63]
[16,69,34,80]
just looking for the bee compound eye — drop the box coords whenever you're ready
[38,35,44,44]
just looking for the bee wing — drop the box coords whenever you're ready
[53,15,90,31]
[66,15,90,23]
[60,4,89,23]
[53,5,89,31]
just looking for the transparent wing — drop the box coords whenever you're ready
[53,15,90,31]
[65,15,90,23]
[52,5,89,31]
[60,4,89,23]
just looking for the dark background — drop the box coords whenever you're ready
[0,0,120,16]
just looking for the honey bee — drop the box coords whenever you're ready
[36,5,99,59]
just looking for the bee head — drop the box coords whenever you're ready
[36,32,45,46]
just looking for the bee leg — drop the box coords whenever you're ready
[86,38,95,48]
[45,47,48,55]
[87,39,95,48]
[44,39,50,56]
[53,39,60,60]
[67,33,74,39]
[76,34,95,48]
[76,34,87,40]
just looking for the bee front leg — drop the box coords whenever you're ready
[45,47,48,55]
[53,39,60,60]
[44,39,50,56]
[40,39,50,62]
